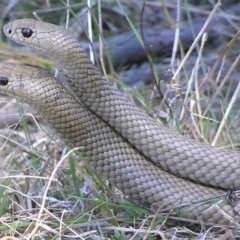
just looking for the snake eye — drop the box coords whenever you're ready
[0,77,8,86]
[22,28,33,37]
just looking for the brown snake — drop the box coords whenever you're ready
[1,19,240,224]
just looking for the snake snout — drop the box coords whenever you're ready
[3,23,12,38]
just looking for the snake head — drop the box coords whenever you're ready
[3,19,75,55]
[4,19,62,52]
[0,62,53,102]
[0,62,36,99]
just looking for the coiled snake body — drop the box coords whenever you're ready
[1,19,240,225]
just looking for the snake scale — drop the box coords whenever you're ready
[1,19,240,225]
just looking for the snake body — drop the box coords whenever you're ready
[1,19,240,224]
[0,62,239,224]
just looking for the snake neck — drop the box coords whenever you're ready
[46,33,129,113]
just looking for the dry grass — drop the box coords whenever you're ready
[0,0,240,239]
